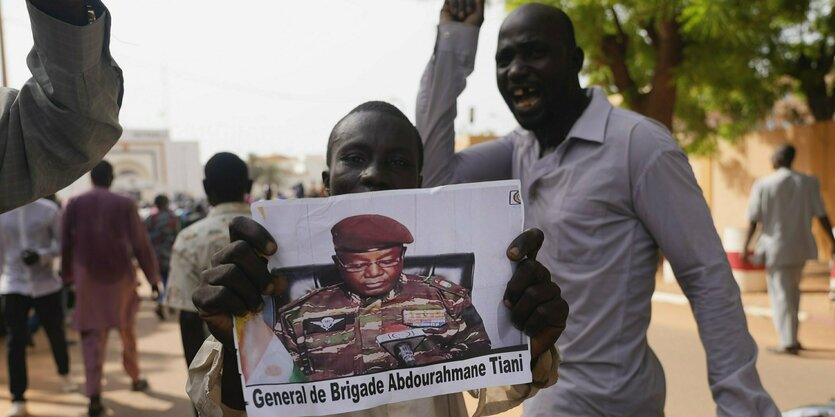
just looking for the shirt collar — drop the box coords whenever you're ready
[208,202,250,217]
[564,87,612,144]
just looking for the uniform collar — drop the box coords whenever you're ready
[355,273,407,306]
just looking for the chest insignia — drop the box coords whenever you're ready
[402,308,447,327]
[304,315,347,334]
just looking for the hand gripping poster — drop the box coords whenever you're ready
[234,180,531,417]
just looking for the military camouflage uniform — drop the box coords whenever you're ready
[274,273,491,382]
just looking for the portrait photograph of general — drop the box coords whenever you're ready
[233,181,532,417]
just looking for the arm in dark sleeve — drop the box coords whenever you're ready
[60,201,75,284]
[630,123,779,417]
[415,22,513,187]
[0,1,123,212]
[128,203,161,286]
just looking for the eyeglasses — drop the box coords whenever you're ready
[335,254,403,273]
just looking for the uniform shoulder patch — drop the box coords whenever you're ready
[428,275,469,297]
[276,284,342,315]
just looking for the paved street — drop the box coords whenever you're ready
[1,273,833,417]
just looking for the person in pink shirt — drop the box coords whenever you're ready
[61,161,161,417]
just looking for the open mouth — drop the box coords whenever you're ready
[510,86,542,113]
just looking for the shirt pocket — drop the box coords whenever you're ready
[554,197,606,265]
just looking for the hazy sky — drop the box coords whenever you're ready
[2,0,519,162]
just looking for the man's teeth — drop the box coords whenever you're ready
[512,87,539,98]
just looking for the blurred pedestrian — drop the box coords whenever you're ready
[0,198,77,417]
[144,194,181,320]
[164,153,252,416]
[62,161,161,417]
[744,144,835,354]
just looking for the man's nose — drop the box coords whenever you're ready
[508,59,529,81]
[364,261,384,277]
[359,163,389,191]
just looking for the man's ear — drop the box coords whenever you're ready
[244,179,254,195]
[321,170,331,196]
[573,47,585,73]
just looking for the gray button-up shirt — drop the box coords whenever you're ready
[747,167,828,267]
[416,22,779,417]
[0,1,124,213]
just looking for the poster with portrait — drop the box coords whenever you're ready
[234,180,530,417]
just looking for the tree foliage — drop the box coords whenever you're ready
[507,0,828,154]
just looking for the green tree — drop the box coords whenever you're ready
[507,0,809,153]
[768,0,834,121]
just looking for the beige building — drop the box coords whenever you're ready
[58,129,203,204]
[248,153,327,198]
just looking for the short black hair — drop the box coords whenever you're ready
[90,160,113,187]
[326,101,424,170]
[773,144,796,167]
[154,194,169,209]
[204,152,250,201]
[509,3,578,51]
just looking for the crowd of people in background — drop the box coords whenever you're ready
[0,155,332,416]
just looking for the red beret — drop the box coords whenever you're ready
[331,214,414,252]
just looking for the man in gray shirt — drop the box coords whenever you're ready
[0,0,123,213]
[416,1,779,416]
[744,144,835,355]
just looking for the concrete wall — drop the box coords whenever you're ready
[692,121,835,260]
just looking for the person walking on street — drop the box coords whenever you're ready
[144,194,181,320]
[744,144,835,355]
[163,153,252,416]
[62,161,161,417]
[0,198,77,417]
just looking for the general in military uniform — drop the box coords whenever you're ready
[274,214,492,382]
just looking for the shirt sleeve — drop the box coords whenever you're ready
[128,202,161,286]
[471,346,559,417]
[60,200,75,284]
[630,123,780,417]
[36,205,62,266]
[187,336,248,417]
[163,234,202,312]
[746,181,762,222]
[810,176,827,218]
[415,22,513,187]
[0,1,124,213]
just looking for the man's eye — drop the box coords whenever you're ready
[389,157,410,167]
[530,48,547,59]
[496,53,512,67]
[341,154,367,164]
[377,258,400,267]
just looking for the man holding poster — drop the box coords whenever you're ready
[275,214,491,382]
[190,101,567,417]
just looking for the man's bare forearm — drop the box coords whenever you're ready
[818,216,835,256]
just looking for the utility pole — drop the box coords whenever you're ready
[0,0,7,87]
